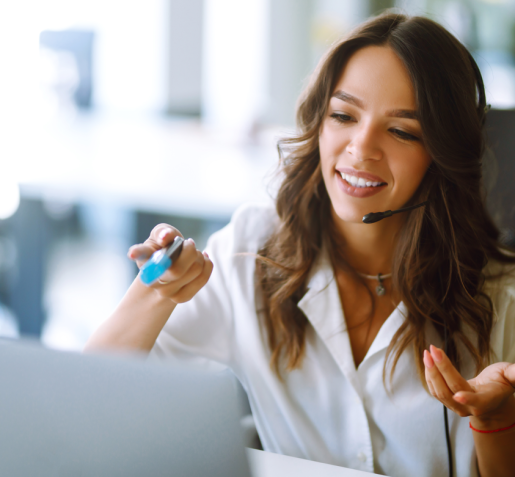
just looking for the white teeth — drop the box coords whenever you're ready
[340,172,383,188]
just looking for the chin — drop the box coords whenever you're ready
[331,204,368,224]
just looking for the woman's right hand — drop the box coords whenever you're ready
[128,224,213,304]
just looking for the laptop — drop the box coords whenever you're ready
[0,339,251,477]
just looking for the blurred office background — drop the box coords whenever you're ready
[0,0,514,351]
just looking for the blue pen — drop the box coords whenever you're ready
[139,236,185,286]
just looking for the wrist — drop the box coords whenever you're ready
[133,277,179,311]
[470,396,515,432]
[152,286,179,305]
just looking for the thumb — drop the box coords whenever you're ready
[454,387,509,415]
[453,390,480,407]
[504,363,515,389]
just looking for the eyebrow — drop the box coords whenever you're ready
[387,109,418,120]
[331,90,418,120]
[332,90,364,108]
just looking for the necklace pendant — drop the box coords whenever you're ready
[375,273,386,296]
[357,271,391,296]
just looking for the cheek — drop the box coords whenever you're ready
[391,149,431,192]
[318,129,332,179]
[318,126,330,159]
[319,125,347,168]
[412,150,432,178]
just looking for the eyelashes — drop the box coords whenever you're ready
[330,112,352,123]
[392,129,419,142]
[329,112,420,142]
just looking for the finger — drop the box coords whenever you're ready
[426,373,437,397]
[424,351,437,396]
[505,363,515,389]
[155,239,199,282]
[453,390,486,410]
[128,244,154,267]
[149,224,183,247]
[453,391,497,417]
[424,349,470,416]
[455,382,513,416]
[430,345,473,394]
[129,224,183,266]
[171,253,214,302]
[424,350,453,400]
[159,249,204,285]
[158,251,208,293]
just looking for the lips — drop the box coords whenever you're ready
[336,168,387,184]
[335,168,387,198]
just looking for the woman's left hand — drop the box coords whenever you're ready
[424,345,515,427]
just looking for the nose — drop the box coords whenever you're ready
[346,120,383,162]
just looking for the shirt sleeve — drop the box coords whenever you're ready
[148,202,276,367]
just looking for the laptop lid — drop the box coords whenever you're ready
[0,340,251,477]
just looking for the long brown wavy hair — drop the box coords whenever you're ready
[255,12,515,384]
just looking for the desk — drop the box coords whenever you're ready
[247,449,385,477]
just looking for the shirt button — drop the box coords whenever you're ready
[357,452,367,462]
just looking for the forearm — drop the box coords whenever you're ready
[472,396,515,477]
[84,277,177,353]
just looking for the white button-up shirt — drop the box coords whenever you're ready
[150,203,515,477]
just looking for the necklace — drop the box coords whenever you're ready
[357,272,392,296]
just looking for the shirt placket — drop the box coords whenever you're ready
[298,267,375,473]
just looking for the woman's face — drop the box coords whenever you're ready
[319,45,431,226]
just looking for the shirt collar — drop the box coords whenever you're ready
[297,244,406,388]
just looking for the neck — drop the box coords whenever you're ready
[332,208,405,276]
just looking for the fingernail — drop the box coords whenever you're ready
[423,350,434,369]
[128,248,141,260]
[203,251,209,258]
[430,345,443,362]
[187,238,196,246]
[158,229,169,240]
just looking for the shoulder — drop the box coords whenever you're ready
[482,259,515,362]
[203,201,279,266]
[221,201,280,252]
[482,258,515,303]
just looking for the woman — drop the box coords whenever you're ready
[85,13,515,477]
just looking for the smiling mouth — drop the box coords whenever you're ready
[339,172,387,188]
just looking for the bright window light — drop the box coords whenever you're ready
[0,179,20,220]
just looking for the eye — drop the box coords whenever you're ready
[391,128,419,142]
[329,112,353,124]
